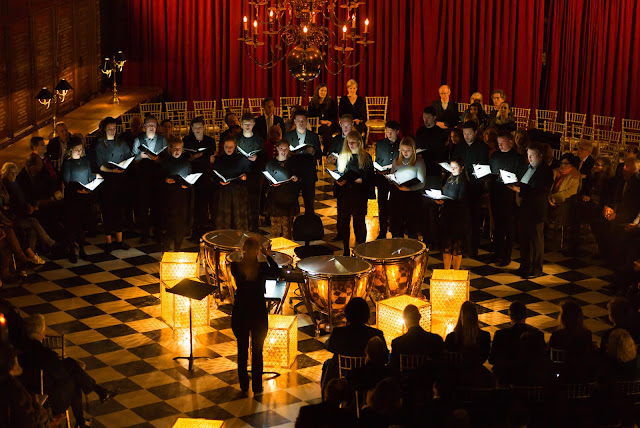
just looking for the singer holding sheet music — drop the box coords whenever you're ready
[264,141,300,239]
[436,156,469,270]
[389,137,426,239]
[335,130,374,256]
[161,138,193,252]
[62,137,95,263]
[213,135,250,230]
[237,113,265,232]
[96,117,132,253]
[374,121,401,239]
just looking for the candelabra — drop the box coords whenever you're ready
[35,79,73,136]
[239,0,374,86]
[100,51,126,104]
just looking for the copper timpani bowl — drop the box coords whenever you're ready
[201,230,269,284]
[353,238,428,300]
[297,255,374,315]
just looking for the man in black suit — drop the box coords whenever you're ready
[374,120,401,239]
[576,140,595,179]
[489,131,527,266]
[254,97,285,142]
[390,304,444,368]
[18,314,116,428]
[431,85,459,129]
[46,122,71,171]
[320,297,387,391]
[489,301,545,384]
[284,109,322,214]
[295,378,356,428]
[488,89,507,120]
[510,143,553,278]
[326,114,354,241]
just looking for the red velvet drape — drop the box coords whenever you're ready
[542,0,640,126]
[124,0,546,132]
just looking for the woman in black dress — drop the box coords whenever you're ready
[61,136,95,262]
[335,130,374,255]
[436,156,469,270]
[308,83,338,149]
[338,79,367,134]
[230,237,280,394]
[264,140,300,239]
[389,137,426,239]
[212,135,250,230]
[160,138,193,251]
[95,117,132,252]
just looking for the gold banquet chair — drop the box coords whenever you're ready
[280,96,302,121]
[535,109,558,130]
[248,98,263,116]
[457,102,470,113]
[221,98,244,117]
[511,107,531,130]
[165,101,187,121]
[139,102,162,118]
[365,96,388,144]
[592,114,615,132]
[193,100,216,116]
[622,118,640,136]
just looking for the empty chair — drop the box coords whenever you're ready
[457,102,470,113]
[622,118,640,135]
[120,112,141,131]
[164,101,187,122]
[139,102,162,117]
[511,107,531,130]
[221,98,244,116]
[193,100,216,115]
[280,96,302,120]
[248,98,263,116]
[593,114,615,132]
[595,130,622,158]
[364,96,388,143]
[535,109,558,130]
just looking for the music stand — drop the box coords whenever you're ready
[166,278,216,371]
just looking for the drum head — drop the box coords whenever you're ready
[353,238,425,261]
[226,250,293,267]
[298,255,372,276]
[202,230,269,251]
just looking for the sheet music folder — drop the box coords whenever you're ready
[166,278,216,301]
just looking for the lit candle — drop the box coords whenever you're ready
[303,26,308,41]
[269,10,274,20]
[365,18,369,33]
[243,16,248,31]
[351,14,356,28]
[342,25,347,40]
[253,19,258,35]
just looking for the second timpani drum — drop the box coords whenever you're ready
[353,238,428,300]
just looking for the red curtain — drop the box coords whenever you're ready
[124,0,545,132]
[542,0,640,125]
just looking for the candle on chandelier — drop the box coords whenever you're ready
[365,18,369,33]
[303,26,308,41]
[351,14,356,28]
[253,19,258,35]
[342,25,347,40]
[243,16,248,31]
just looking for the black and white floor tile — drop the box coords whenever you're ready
[0,171,616,427]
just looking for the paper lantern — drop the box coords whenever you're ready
[270,237,300,264]
[376,295,431,347]
[257,314,298,368]
[430,269,470,338]
[160,252,199,282]
[172,418,224,428]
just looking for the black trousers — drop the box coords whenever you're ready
[135,162,162,238]
[337,192,367,255]
[246,175,262,232]
[491,195,516,263]
[375,175,391,235]
[468,187,485,257]
[518,220,544,272]
[101,173,127,235]
[232,312,268,392]
[192,173,214,236]
[390,190,420,239]
[49,358,96,424]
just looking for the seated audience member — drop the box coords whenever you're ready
[159,119,173,138]
[549,301,596,382]
[373,120,401,239]
[46,122,71,171]
[18,314,116,428]
[470,91,484,105]
[308,83,338,146]
[600,329,640,382]
[511,144,553,279]
[389,137,425,240]
[489,301,545,385]
[488,89,507,119]
[513,129,531,156]
[120,115,143,150]
[591,158,640,262]
[1,162,56,263]
[183,116,217,240]
[25,136,61,199]
[542,142,560,170]
[576,139,595,178]
[600,297,640,354]
[487,102,517,132]
[0,219,31,281]
[219,112,241,152]
[284,109,322,215]
[565,156,614,255]
[548,153,581,224]
[338,79,367,134]
[445,301,491,367]
[616,145,639,177]
[445,128,464,163]
[254,97,285,142]
[321,297,387,391]
[509,329,556,389]
[61,136,95,263]
[212,135,250,230]
[436,156,469,270]
[351,336,395,396]
[0,343,54,428]
[391,304,444,368]
[264,140,300,239]
[483,127,498,158]
[295,378,356,428]
[358,378,407,428]
[160,138,193,251]
[432,85,459,129]
[460,97,488,126]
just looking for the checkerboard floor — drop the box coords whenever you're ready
[0,171,617,427]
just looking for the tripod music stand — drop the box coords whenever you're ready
[166,278,216,371]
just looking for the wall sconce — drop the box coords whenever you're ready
[35,79,73,135]
[429,269,470,338]
[172,417,224,427]
[257,314,298,368]
[376,295,431,347]
[100,51,126,104]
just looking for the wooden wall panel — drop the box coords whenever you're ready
[33,7,56,124]
[0,25,10,144]
[9,18,34,135]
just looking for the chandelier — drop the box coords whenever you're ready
[239,0,374,83]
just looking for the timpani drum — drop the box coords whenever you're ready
[201,230,269,288]
[297,256,374,331]
[353,238,428,300]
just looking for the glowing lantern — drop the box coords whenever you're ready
[256,314,298,368]
[429,269,470,338]
[376,295,431,347]
[172,418,224,428]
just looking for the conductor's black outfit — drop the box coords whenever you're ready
[374,137,400,237]
[230,255,280,392]
[160,154,193,251]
